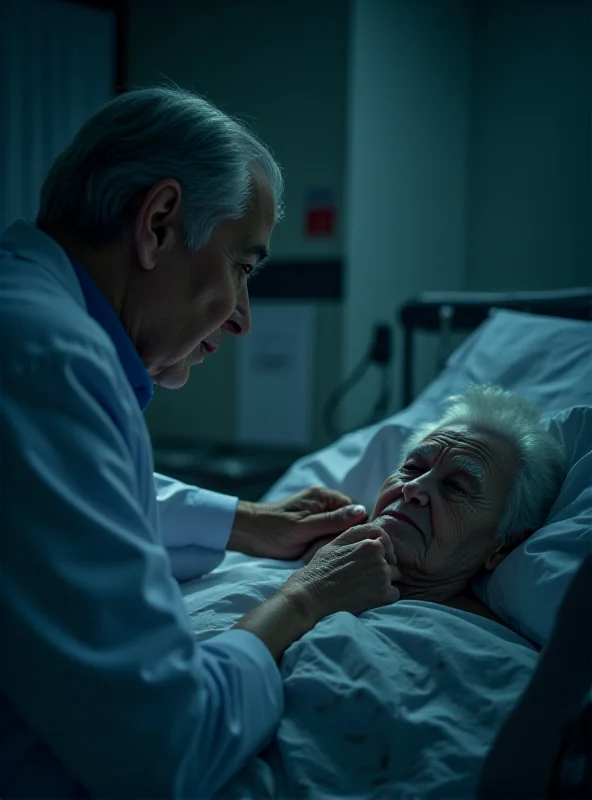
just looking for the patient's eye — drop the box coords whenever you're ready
[446,479,467,495]
[401,462,422,476]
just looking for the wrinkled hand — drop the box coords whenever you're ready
[282,523,401,622]
[229,486,367,561]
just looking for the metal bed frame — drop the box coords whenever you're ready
[399,288,592,407]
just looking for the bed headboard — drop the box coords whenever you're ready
[398,288,592,407]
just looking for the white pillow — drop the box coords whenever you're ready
[404,309,592,422]
[473,405,592,648]
[445,309,592,414]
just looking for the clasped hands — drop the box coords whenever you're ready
[229,486,400,617]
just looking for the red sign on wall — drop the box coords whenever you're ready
[305,188,336,238]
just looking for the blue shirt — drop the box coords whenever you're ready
[70,259,154,410]
[0,221,284,798]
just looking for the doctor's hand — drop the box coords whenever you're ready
[228,486,368,561]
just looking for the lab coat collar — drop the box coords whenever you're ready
[0,219,86,308]
[0,220,154,410]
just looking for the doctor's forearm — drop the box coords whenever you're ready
[229,502,314,658]
[234,585,315,661]
[228,500,259,555]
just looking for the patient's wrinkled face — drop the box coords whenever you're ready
[371,425,517,602]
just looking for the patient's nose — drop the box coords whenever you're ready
[401,480,430,506]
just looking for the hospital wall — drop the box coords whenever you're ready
[467,0,592,292]
[342,0,472,426]
[127,0,592,450]
[343,0,592,423]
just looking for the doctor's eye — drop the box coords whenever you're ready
[236,262,254,277]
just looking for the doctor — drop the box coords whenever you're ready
[0,87,399,798]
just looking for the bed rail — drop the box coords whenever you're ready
[399,288,592,407]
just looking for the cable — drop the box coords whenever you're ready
[323,324,393,441]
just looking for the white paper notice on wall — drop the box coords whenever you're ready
[236,302,316,447]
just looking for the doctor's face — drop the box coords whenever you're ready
[130,173,276,389]
[371,425,518,602]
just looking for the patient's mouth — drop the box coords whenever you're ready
[381,509,425,541]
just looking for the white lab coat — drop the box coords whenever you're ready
[0,221,283,798]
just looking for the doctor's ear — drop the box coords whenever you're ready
[483,529,533,572]
[134,179,183,270]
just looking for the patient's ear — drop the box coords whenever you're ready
[483,530,533,572]
[484,551,507,572]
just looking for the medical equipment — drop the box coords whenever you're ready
[322,321,393,439]
[399,288,592,406]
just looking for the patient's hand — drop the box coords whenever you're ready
[283,523,401,621]
[234,524,400,661]
[229,487,368,561]
[301,534,338,563]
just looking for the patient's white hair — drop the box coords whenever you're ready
[404,385,566,546]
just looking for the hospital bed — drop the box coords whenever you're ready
[400,288,592,406]
[181,291,592,799]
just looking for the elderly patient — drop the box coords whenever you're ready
[366,385,566,607]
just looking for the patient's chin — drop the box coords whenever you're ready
[397,582,436,602]
[396,576,464,605]
[388,536,426,576]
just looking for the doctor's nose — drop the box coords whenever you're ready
[222,284,251,337]
[401,479,430,507]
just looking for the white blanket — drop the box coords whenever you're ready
[183,554,538,798]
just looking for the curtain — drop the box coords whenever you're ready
[0,0,116,231]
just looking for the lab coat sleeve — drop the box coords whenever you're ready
[0,349,283,799]
[154,472,239,581]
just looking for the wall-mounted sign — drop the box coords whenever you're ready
[236,302,316,447]
[305,187,336,238]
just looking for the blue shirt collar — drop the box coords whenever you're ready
[70,260,154,411]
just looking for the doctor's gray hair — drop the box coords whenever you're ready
[403,385,566,547]
[37,86,283,250]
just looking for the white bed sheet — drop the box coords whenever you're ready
[183,554,538,798]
